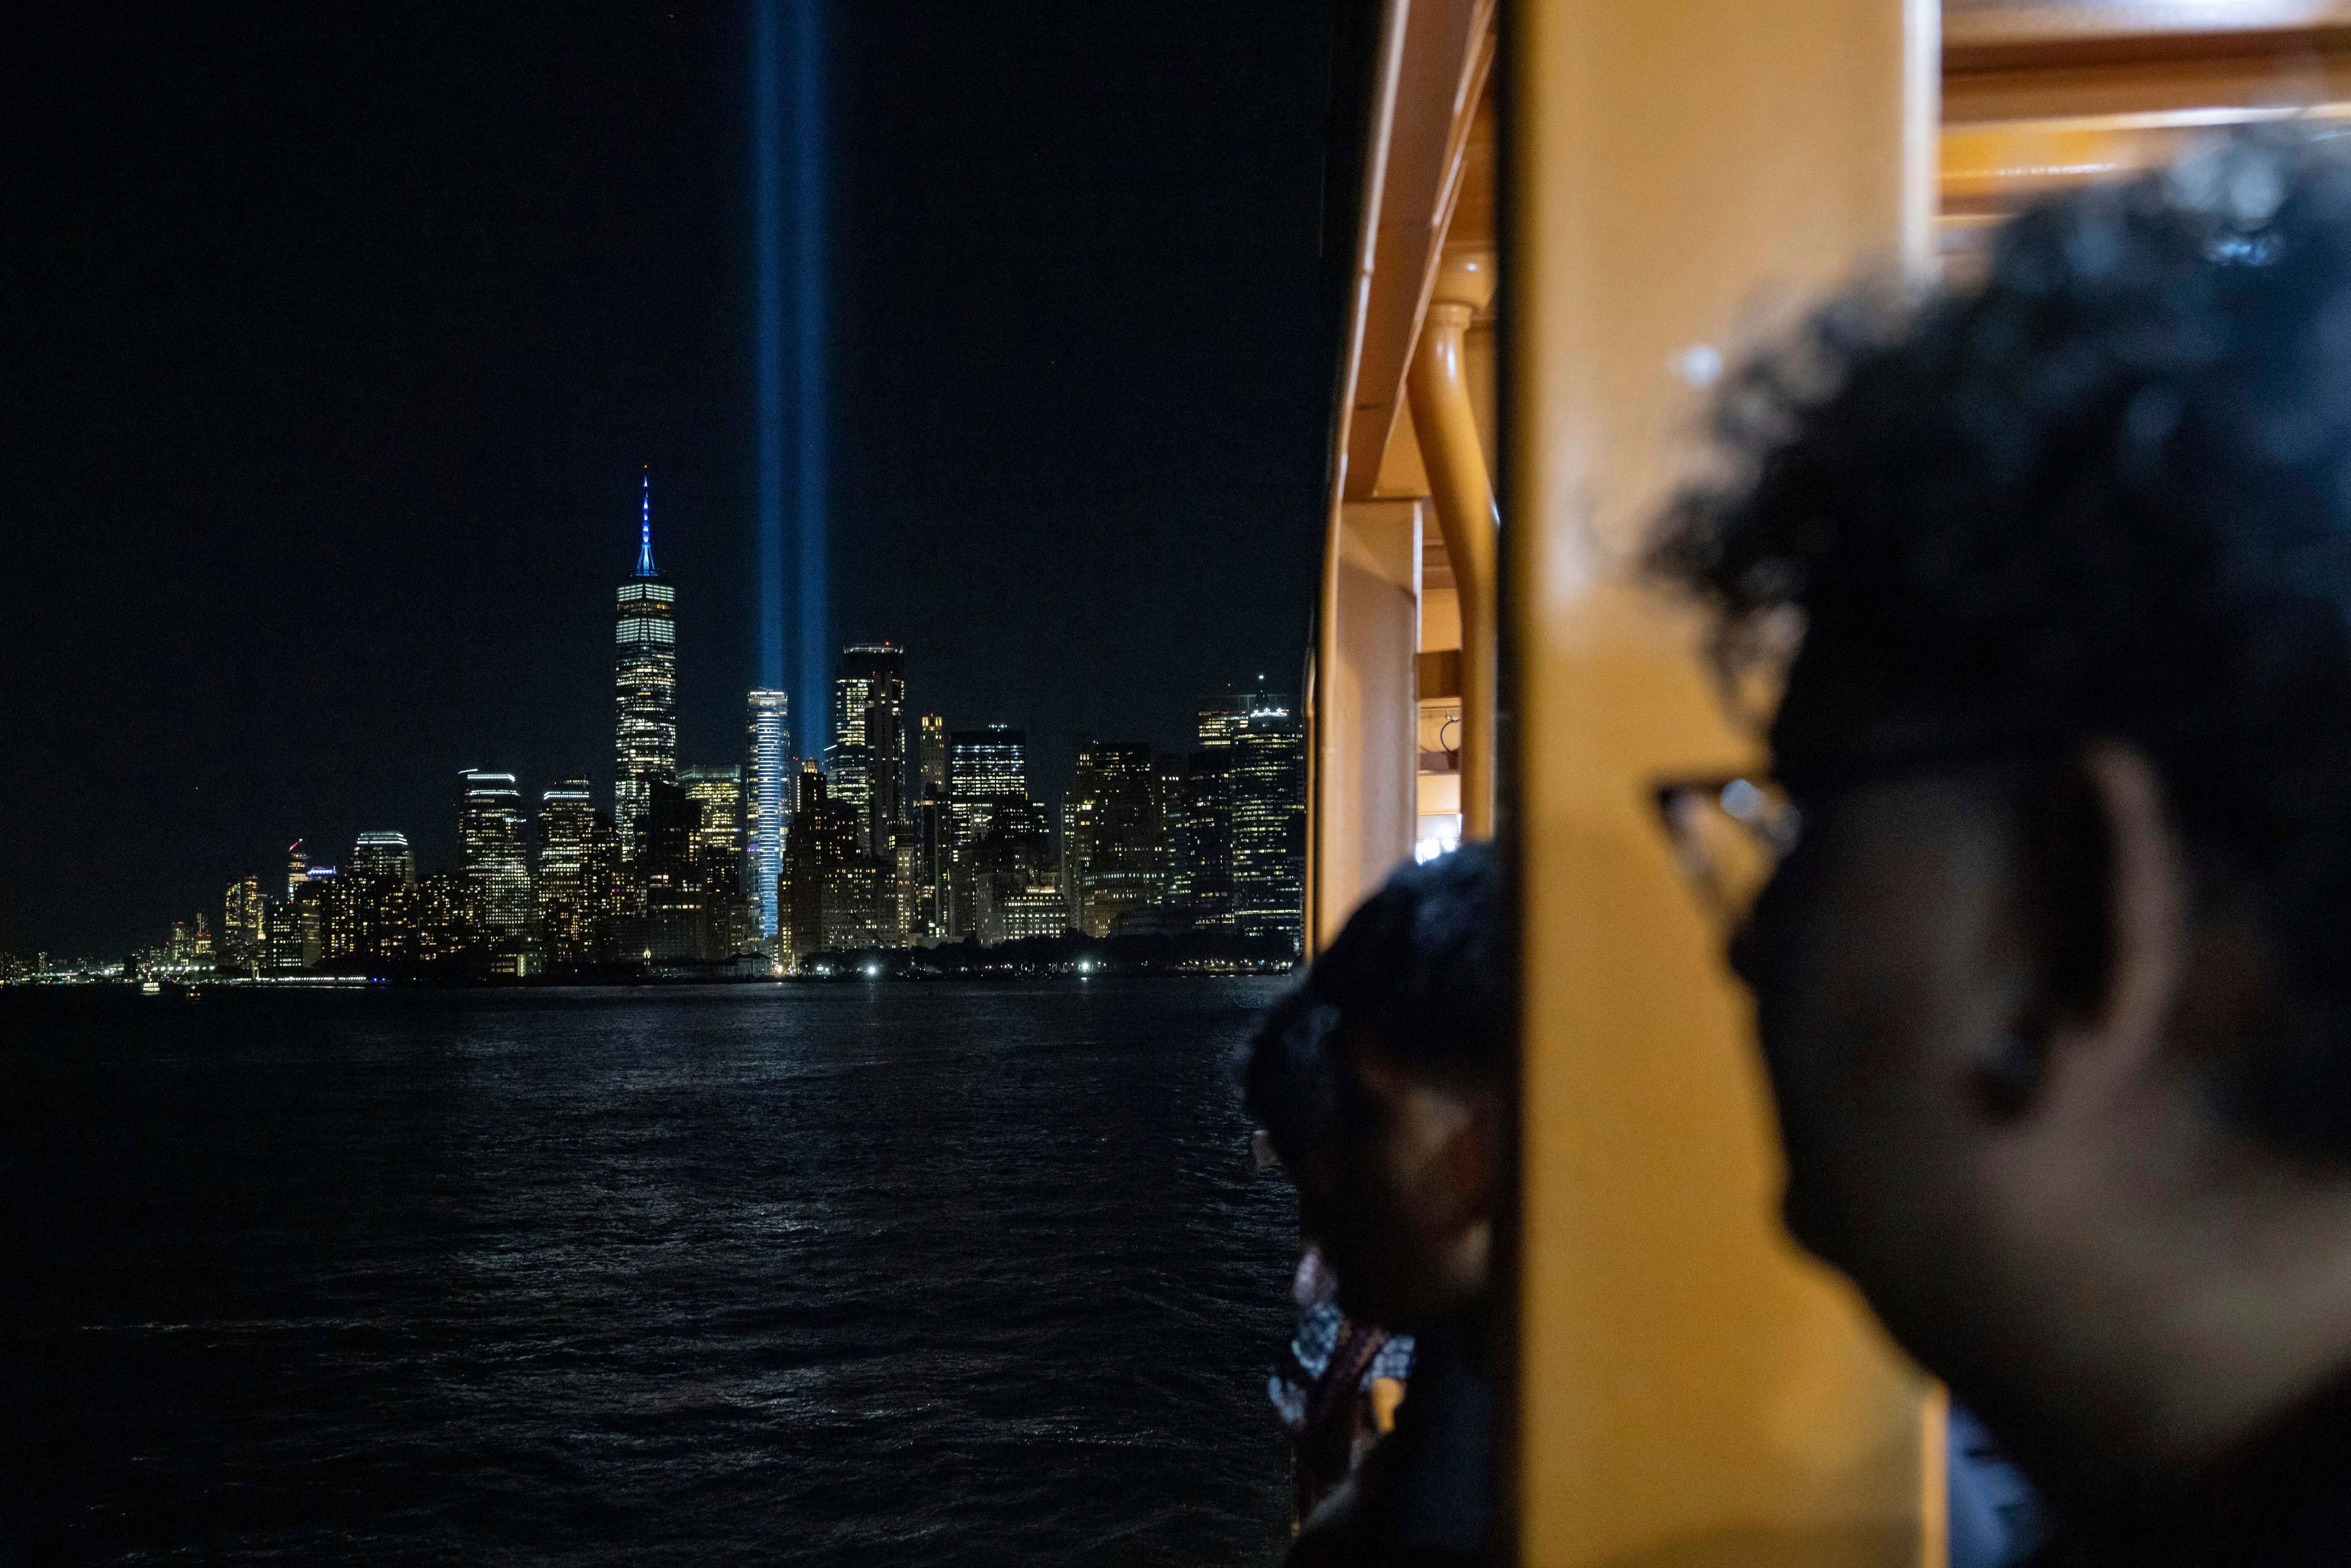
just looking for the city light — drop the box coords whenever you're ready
[32,495,1310,988]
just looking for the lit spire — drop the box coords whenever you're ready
[636,467,657,578]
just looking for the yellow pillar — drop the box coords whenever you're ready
[1315,498,1425,950]
[1408,244,1500,839]
[1507,2,1940,1564]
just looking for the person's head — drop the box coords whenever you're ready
[1244,843,1504,1330]
[1655,132,2351,1508]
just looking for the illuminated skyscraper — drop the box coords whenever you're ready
[614,470,677,855]
[680,765,744,861]
[459,770,533,940]
[1153,753,1190,923]
[1182,749,1234,929]
[918,714,947,798]
[535,782,601,965]
[1197,689,1254,752]
[681,762,749,953]
[946,727,1029,939]
[1229,694,1307,952]
[744,689,792,940]
[778,767,892,967]
[1063,741,1162,937]
[828,643,907,853]
[346,832,419,969]
[351,831,417,887]
[222,876,265,972]
[947,726,1027,846]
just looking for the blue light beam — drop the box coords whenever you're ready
[752,0,829,757]
[753,0,785,694]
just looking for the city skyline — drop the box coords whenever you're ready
[72,490,1307,977]
[6,4,1334,959]
[4,470,1316,961]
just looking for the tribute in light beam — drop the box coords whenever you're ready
[752,0,828,758]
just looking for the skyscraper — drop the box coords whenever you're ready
[1182,749,1234,929]
[615,470,677,856]
[222,876,264,972]
[918,714,947,799]
[351,831,417,887]
[681,762,749,954]
[1063,741,1163,938]
[459,770,533,940]
[744,689,792,942]
[1197,689,1255,752]
[623,778,724,961]
[778,766,893,968]
[947,726,1027,847]
[946,727,1029,939]
[1229,694,1307,952]
[679,765,744,861]
[346,831,419,969]
[973,795,1062,945]
[1153,752,1190,925]
[535,781,601,966]
[828,643,907,854]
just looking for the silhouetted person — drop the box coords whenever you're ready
[1267,1243,1413,1524]
[1651,131,2351,1567]
[1246,844,1502,1566]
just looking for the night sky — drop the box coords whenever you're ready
[6,4,1340,956]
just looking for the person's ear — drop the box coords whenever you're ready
[2035,741,2186,1096]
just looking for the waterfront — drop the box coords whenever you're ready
[4,978,1297,1565]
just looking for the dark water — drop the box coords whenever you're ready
[2,979,1299,1565]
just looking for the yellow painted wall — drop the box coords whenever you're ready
[1506,2,1940,1564]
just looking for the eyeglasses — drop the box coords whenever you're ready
[1653,775,1801,932]
[1652,726,2074,932]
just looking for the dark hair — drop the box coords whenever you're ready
[1243,842,1505,1165]
[1653,130,2351,1155]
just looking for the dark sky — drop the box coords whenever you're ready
[4,4,1339,956]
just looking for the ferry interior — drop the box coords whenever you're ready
[1311,1,2351,1561]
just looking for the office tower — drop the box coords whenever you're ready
[535,781,601,966]
[912,794,951,940]
[828,643,907,854]
[617,778,723,961]
[778,767,893,967]
[222,876,265,972]
[614,471,677,856]
[1197,689,1256,752]
[1229,694,1307,952]
[459,770,533,940]
[946,726,1029,938]
[680,765,743,859]
[582,809,624,958]
[1154,754,1192,927]
[351,831,417,887]
[744,689,792,942]
[265,895,304,972]
[779,767,830,970]
[192,913,214,963]
[345,832,419,970]
[408,869,469,967]
[947,726,1027,849]
[295,865,337,968]
[918,714,947,799]
[971,795,1062,946]
[286,839,309,899]
[1181,751,1235,930]
[681,763,749,954]
[1063,741,1163,938]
